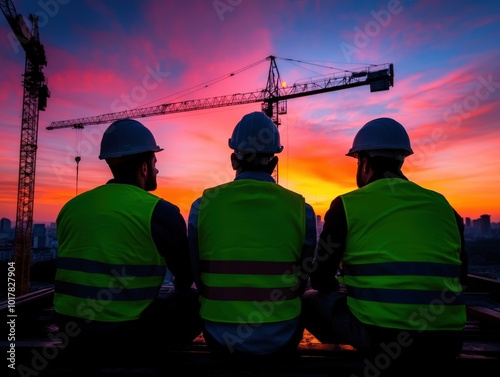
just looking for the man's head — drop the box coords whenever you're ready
[347,117,413,188]
[99,118,163,191]
[228,111,283,174]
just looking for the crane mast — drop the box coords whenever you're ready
[1,0,50,295]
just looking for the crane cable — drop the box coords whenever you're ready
[274,56,388,83]
[136,57,270,109]
[68,58,270,191]
[74,126,82,196]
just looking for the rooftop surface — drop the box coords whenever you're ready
[3,275,500,376]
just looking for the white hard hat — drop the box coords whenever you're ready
[347,117,413,158]
[99,118,163,159]
[228,112,283,154]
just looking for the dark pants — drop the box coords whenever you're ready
[301,290,464,374]
[52,288,202,367]
[202,321,305,361]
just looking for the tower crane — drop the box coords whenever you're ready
[48,56,393,131]
[1,0,50,295]
[47,56,393,180]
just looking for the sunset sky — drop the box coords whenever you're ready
[1,0,499,226]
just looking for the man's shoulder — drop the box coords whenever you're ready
[155,198,182,214]
[153,199,187,228]
[305,202,315,214]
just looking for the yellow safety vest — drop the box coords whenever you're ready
[340,178,466,331]
[54,184,166,322]
[198,179,306,323]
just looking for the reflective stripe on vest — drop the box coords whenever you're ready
[340,178,466,331]
[198,179,306,324]
[54,184,165,322]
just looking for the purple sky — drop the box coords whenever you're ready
[1,0,499,223]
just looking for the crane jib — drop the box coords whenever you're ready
[46,58,394,130]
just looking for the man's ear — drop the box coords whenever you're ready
[139,161,148,177]
[230,153,240,171]
[362,157,372,174]
[267,155,279,172]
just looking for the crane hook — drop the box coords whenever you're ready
[75,156,81,196]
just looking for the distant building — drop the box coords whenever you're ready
[316,215,324,238]
[0,218,11,233]
[465,217,471,228]
[0,219,60,261]
[33,223,48,249]
[464,214,496,239]
[480,214,491,237]
[0,218,13,250]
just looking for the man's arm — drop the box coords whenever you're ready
[310,196,346,292]
[296,203,317,295]
[454,209,468,287]
[187,198,203,291]
[151,199,194,290]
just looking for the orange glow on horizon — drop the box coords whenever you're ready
[0,1,499,226]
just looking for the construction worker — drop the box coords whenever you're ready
[188,111,317,359]
[53,119,201,364]
[301,117,468,373]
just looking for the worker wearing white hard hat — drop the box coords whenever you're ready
[301,117,468,373]
[54,118,201,364]
[188,111,317,358]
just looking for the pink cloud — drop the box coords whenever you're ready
[1,1,499,224]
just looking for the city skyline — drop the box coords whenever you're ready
[1,1,499,224]
[1,212,497,230]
